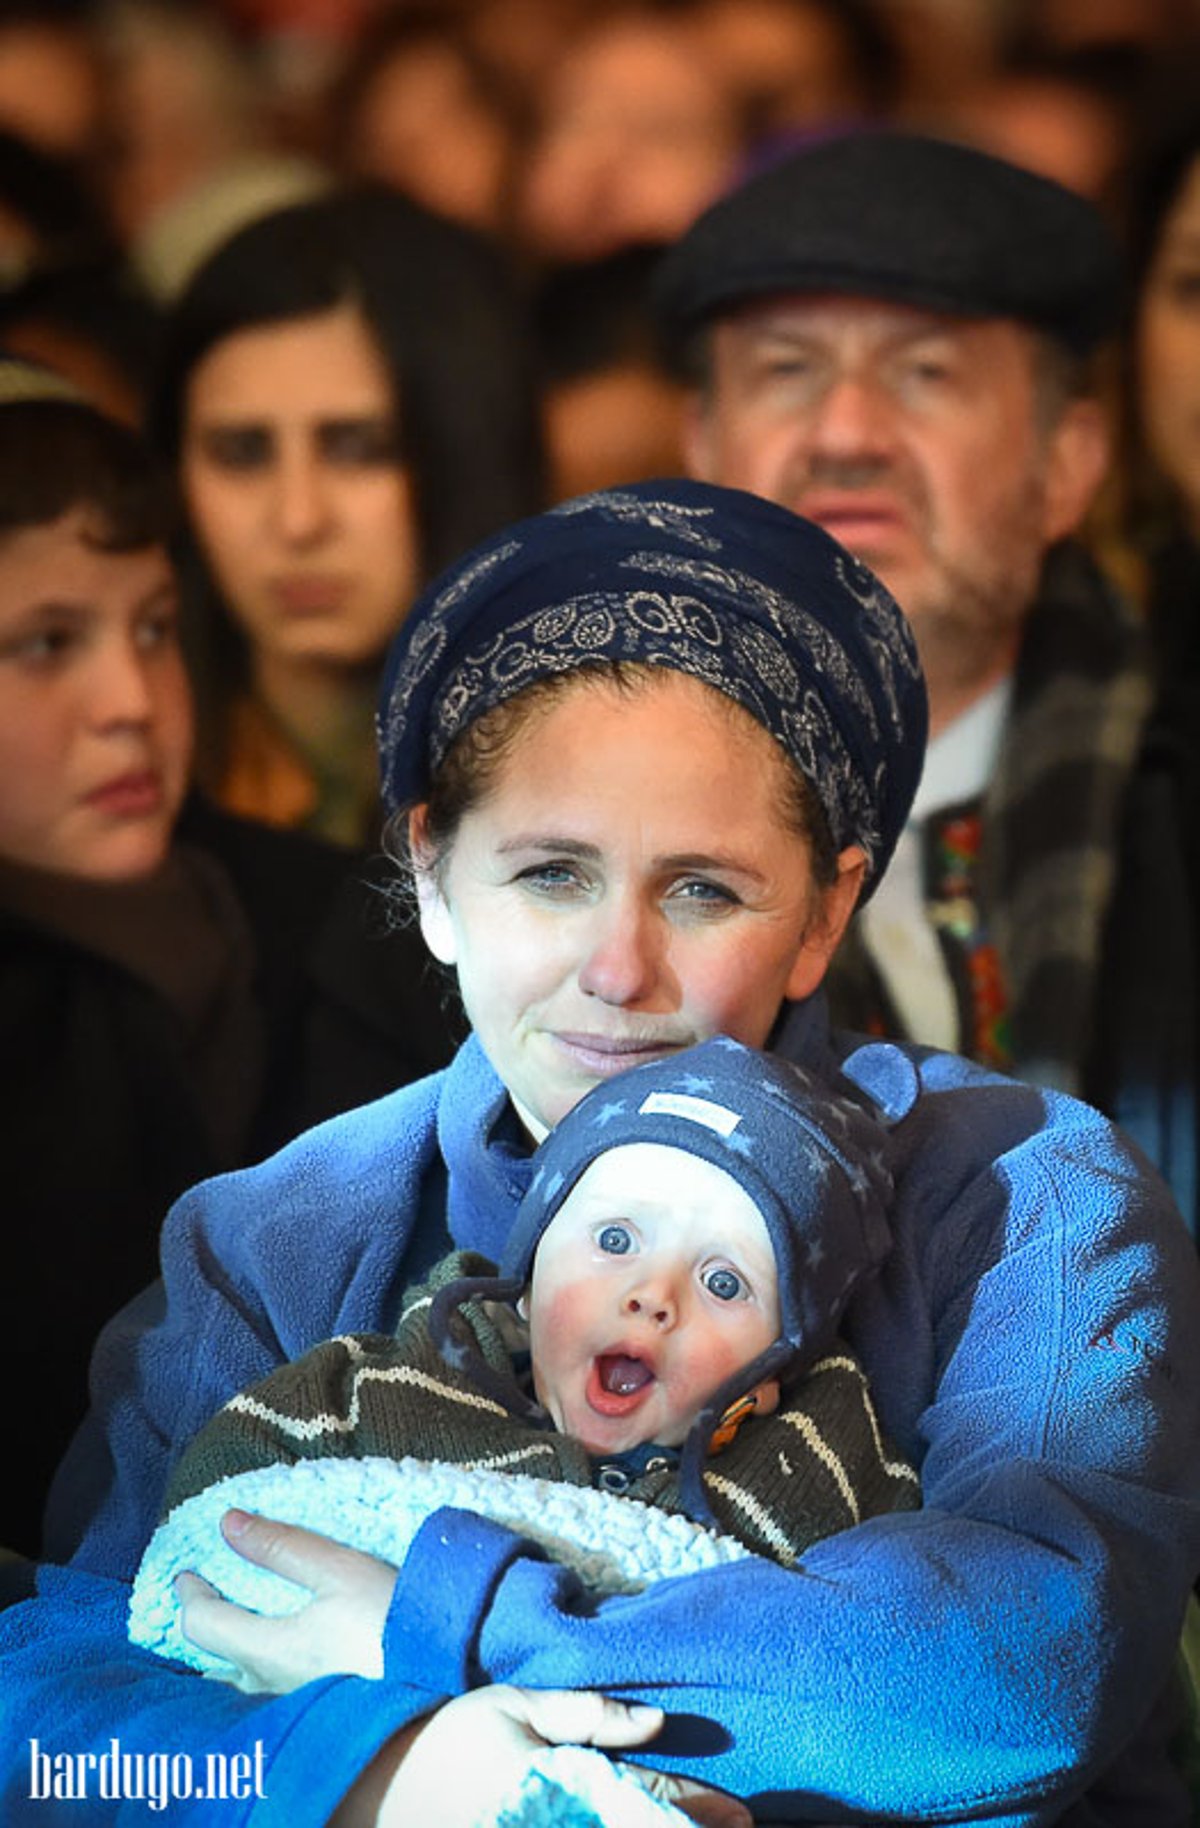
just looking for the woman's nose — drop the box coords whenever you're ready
[272,451,333,544]
[577,900,660,1005]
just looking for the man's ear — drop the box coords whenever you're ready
[408,805,457,966]
[1042,396,1110,544]
[784,844,868,1004]
[681,388,719,481]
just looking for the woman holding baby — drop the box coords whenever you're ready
[3,481,1198,1827]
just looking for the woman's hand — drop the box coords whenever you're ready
[177,1514,752,1828]
[335,1686,753,1828]
[174,1508,398,1694]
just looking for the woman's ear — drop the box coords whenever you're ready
[408,805,457,966]
[784,844,868,1003]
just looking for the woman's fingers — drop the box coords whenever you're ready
[174,1512,398,1694]
[173,1568,279,1690]
[218,1507,384,1592]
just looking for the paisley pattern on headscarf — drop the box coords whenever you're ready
[377,481,926,891]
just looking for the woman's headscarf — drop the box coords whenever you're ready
[378,479,927,894]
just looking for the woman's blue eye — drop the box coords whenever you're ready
[597,1224,632,1255]
[670,878,740,915]
[515,863,586,896]
[704,1266,744,1301]
[680,878,731,898]
[524,865,576,885]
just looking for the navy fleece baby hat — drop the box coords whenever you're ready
[502,1035,894,1370]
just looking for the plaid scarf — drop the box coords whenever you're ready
[828,543,1150,1097]
[166,1252,919,1569]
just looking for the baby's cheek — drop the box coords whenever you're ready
[532,1281,590,1350]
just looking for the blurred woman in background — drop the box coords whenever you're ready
[325,5,520,238]
[1125,62,1200,678]
[152,187,544,848]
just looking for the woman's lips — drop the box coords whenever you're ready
[269,576,351,616]
[551,1032,685,1076]
[84,770,163,817]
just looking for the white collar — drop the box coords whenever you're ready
[911,677,1013,823]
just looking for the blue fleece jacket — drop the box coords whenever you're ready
[3,1001,1200,1826]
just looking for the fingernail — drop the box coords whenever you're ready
[221,1508,250,1539]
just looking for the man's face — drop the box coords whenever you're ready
[686,296,1090,691]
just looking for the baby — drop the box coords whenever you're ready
[156,1037,919,1573]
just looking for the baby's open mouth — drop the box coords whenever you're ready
[586,1353,655,1417]
[600,1353,653,1396]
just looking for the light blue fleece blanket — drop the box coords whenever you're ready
[129,1455,754,1828]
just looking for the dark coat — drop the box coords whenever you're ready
[3,797,462,1556]
[827,544,1198,1239]
[1088,535,1200,1237]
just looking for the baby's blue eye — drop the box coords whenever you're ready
[704,1266,744,1302]
[597,1224,632,1255]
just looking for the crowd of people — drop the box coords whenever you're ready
[2,0,1200,1824]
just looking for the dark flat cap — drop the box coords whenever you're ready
[654,128,1122,354]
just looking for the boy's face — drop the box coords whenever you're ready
[526,1140,781,1456]
[0,507,192,879]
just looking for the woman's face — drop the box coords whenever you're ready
[180,302,419,672]
[416,672,864,1137]
[347,40,512,234]
[0,507,192,879]
[517,16,737,262]
[1137,155,1200,531]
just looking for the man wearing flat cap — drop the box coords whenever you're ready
[656,128,1195,1229]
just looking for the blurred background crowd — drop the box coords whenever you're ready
[6,0,1200,1557]
[8,0,1200,614]
[8,0,1200,522]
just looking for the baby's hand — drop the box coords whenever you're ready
[363,1687,752,1828]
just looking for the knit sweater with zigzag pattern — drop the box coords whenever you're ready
[163,1249,919,1566]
